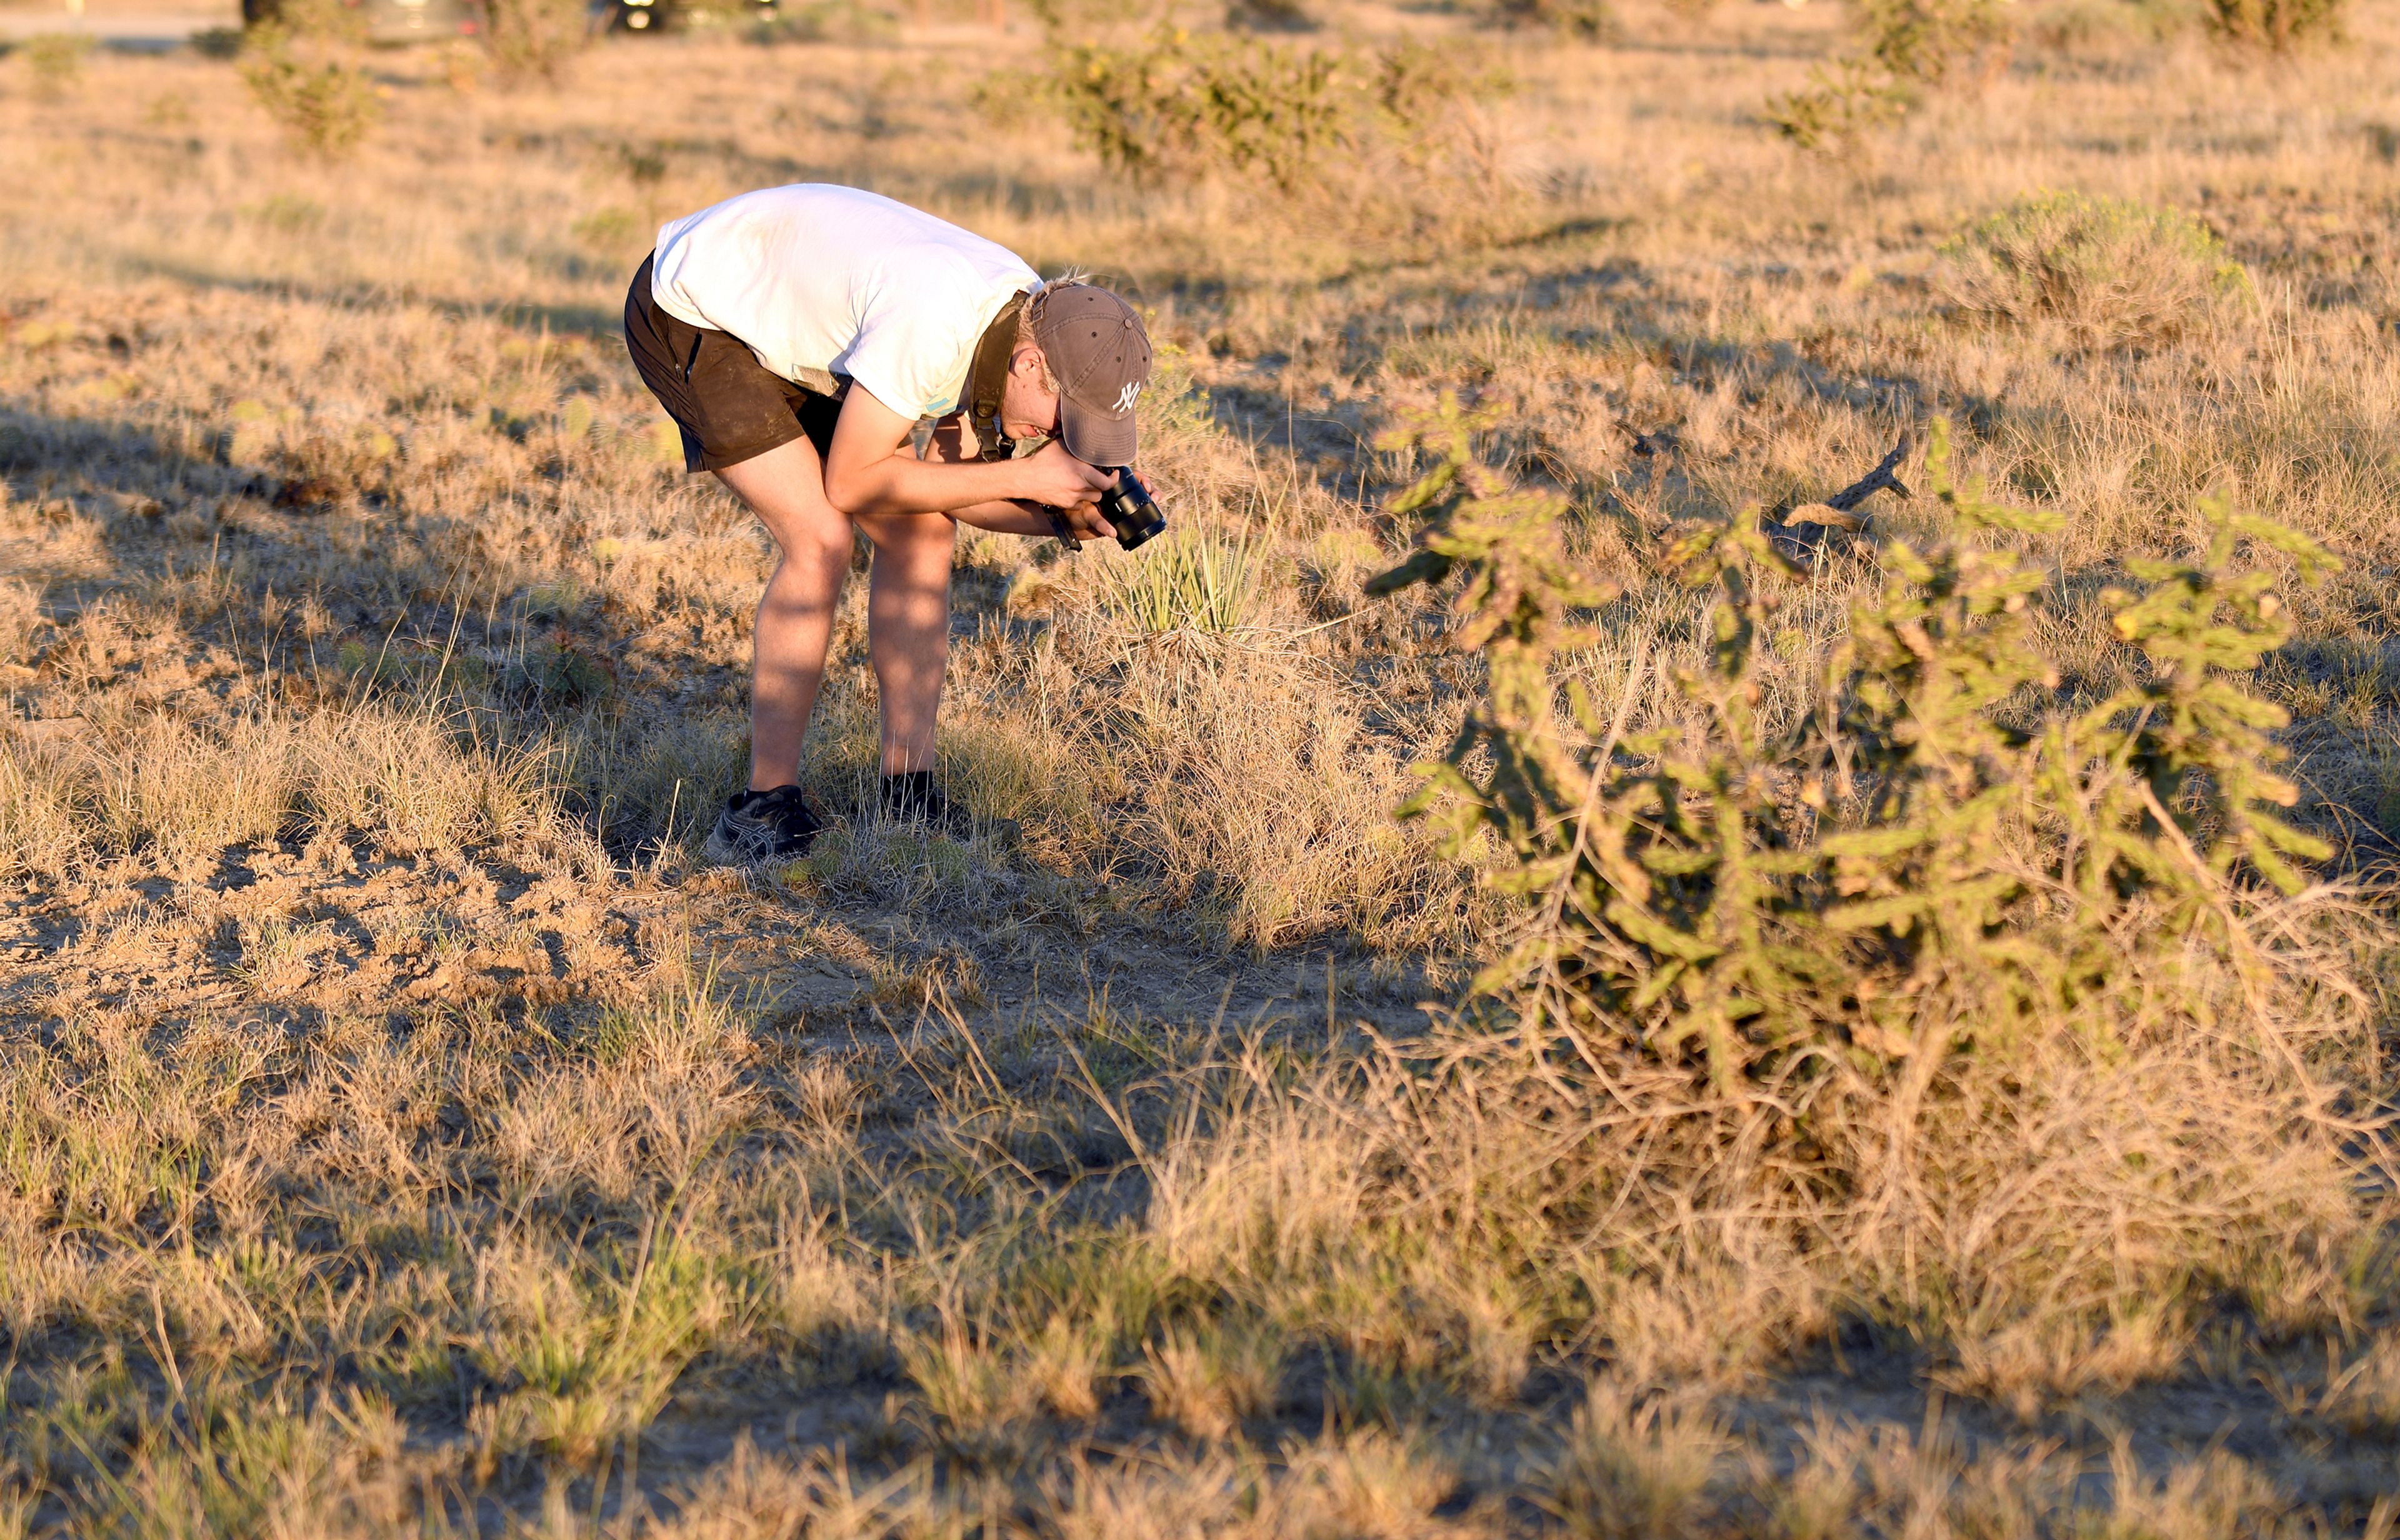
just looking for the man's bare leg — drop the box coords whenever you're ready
[854,510,958,776]
[713,436,960,789]
[713,436,852,792]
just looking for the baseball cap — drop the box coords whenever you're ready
[1030,283,1153,468]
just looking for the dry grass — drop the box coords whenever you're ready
[2,0,2399,1532]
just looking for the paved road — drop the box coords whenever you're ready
[0,4,237,47]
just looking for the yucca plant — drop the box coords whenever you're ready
[1101,528,1264,639]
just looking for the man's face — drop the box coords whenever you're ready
[998,344,1061,448]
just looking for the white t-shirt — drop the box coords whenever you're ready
[649,184,1039,421]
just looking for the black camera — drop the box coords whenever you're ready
[1098,468,1166,551]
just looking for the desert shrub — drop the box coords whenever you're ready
[2206,0,2342,46]
[482,0,589,85]
[1939,191,2247,348]
[1857,0,2014,81]
[1038,27,1344,192]
[1764,59,1911,149]
[1024,27,1506,198]
[1768,0,2012,147]
[19,32,94,96]
[238,33,381,158]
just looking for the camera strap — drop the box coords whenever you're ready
[961,290,1030,461]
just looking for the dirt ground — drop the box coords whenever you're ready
[6,1,2400,1532]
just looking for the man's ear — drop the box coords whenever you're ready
[1009,344,1047,380]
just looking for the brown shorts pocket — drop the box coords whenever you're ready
[622,254,842,474]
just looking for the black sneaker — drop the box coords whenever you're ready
[876,771,1003,842]
[702,784,821,866]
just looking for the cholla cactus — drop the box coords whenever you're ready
[1368,393,1619,894]
[1372,405,2338,1088]
[2062,502,2338,904]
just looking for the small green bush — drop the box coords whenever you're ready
[2206,0,2342,46]
[1766,0,2011,149]
[1040,27,1344,192]
[1858,0,2014,81]
[1939,190,2248,348]
[482,0,589,85]
[1022,27,1505,197]
[239,33,381,159]
[1765,59,1911,150]
[20,32,95,96]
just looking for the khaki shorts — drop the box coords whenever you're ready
[622,252,844,474]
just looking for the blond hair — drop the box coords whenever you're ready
[1015,271,1102,394]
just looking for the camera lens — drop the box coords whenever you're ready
[1105,469,1167,551]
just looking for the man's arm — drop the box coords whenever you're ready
[919,419,1099,539]
[822,384,1113,532]
[948,500,1079,538]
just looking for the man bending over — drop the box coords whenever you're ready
[622,183,1153,866]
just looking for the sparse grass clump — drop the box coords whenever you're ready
[1539,1382,1728,1538]
[1939,190,2248,348]
[0,579,39,664]
[0,706,561,876]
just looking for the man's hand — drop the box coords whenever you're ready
[823,385,1125,531]
[1052,498,1115,542]
[1013,441,1114,512]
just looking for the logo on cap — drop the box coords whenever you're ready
[1112,382,1142,414]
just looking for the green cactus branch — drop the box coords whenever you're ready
[1370,399,2340,1088]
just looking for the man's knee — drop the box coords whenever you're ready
[860,513,956,567]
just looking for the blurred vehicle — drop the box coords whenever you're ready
[596,0,778,34]
[240,0,484,44]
